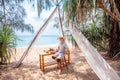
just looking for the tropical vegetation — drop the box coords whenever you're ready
[0,0,34,64]
[0,26,17,64]
[36,0,120,59]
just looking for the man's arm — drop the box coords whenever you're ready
[65,43,69,52]
[56,46,60,52]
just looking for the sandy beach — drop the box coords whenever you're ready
[0,45,120,80]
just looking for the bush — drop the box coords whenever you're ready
[0,26,17,64]
[81,23,109,51]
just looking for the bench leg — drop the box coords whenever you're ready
[57,62,62,69]
[64,56,68,69]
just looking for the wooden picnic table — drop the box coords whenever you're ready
[39,51,70,71]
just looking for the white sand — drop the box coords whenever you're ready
[0,45,120,80]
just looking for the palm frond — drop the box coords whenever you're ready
[0,26,17,64]
[37,0,53,16]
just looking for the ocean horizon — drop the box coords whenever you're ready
[17,35,59,47]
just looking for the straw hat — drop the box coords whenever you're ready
[57,36,65,40]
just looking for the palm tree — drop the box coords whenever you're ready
[0,26,17,64]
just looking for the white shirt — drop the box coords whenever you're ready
[58,42,68,54]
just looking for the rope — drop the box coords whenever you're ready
[69,23,120,80]
[15,7,57,68]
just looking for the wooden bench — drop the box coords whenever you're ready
[39,51,70,71]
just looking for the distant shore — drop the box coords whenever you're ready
[16,35,60,47]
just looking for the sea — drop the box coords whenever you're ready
[17,35,59,47]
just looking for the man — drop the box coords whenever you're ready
[52,36,69,62]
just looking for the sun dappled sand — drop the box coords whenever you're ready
[0,45,120,80]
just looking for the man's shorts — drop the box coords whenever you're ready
[53,52,64,59]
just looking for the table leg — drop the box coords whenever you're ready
[39,55,42,69]
[41,55,44,71]
[39,55,41,69]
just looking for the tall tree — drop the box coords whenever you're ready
[107,0,120,58]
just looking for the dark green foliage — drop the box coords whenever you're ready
[107,0,120,58]
[81,22,109,51]
[0,26,17,64]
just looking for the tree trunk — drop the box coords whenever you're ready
[2,0,6,23]
[107,0,120,58]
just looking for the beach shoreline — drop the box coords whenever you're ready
[16,44,58,48]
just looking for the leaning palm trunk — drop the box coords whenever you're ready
[69,23,120,80]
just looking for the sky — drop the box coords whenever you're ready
[16,0,59,36]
